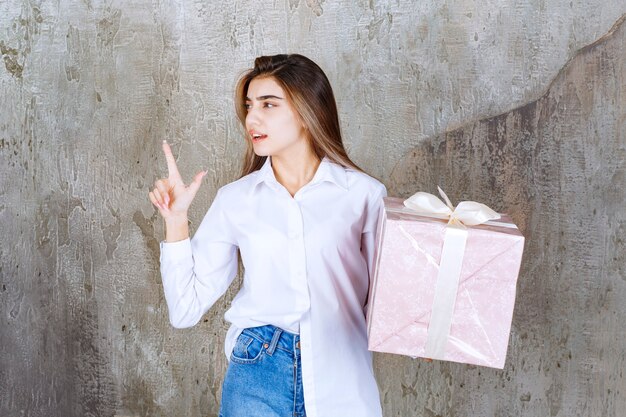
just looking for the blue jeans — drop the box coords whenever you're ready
[219,325,306,417]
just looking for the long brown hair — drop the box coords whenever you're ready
[235,54,363,177]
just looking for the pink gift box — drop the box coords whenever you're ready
[366,197,525,368]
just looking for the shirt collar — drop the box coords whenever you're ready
[250,156,348,195]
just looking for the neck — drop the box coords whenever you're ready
[271,150,321,196]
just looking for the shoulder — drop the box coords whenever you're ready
[343,166,387,199]
[213,170,262,205]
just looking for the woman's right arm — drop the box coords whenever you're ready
[149,141,238,328]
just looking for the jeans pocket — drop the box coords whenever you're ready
[230,331,265,364]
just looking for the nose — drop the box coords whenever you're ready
[245,105,260,127]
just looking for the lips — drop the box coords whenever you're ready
[249,130,268,143]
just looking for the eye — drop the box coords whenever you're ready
[263,102,275,109]
[244,103,252,110]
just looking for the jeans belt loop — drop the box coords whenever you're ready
[266,326,282,356]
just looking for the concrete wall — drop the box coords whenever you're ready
[0,1,624,416]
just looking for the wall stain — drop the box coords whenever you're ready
[423,408,443,417]
[121,377,158,416]
[68,304,117,416]
[102,206,121,261]
[28,5,44,24]
[132,210,161,266]
[401,381,418,398]
[0,40,23,78]
[0,41,19,56]
[8,290,23,319]
[36,193,86,255]
[366,13,393,42]
[609,221,626,281]
[97,8,122,48]
[305,0,324,16]
[65,25,82,82]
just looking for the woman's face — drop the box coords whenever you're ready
[244,76,308,159]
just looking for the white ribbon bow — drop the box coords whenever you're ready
[403,186,501,226]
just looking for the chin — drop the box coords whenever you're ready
[252,147,271,157]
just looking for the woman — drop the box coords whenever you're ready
[149,54,386,417]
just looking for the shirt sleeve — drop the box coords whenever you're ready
[361,183,387,319]
[159,188,239,328]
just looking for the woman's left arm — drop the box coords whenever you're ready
[361,183,387,319]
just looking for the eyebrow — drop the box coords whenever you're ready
[245,95,284,101]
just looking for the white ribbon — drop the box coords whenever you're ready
[402,187,501,360]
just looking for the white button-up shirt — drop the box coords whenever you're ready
[159,156,386,417]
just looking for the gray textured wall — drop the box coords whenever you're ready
[0,1,624,416]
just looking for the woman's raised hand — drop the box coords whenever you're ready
[149,140,207,221]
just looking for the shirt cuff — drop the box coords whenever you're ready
[159,238,193,264]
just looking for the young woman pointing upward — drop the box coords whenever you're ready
[149,54,386,417]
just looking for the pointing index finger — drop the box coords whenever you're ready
[162,140,181,179]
